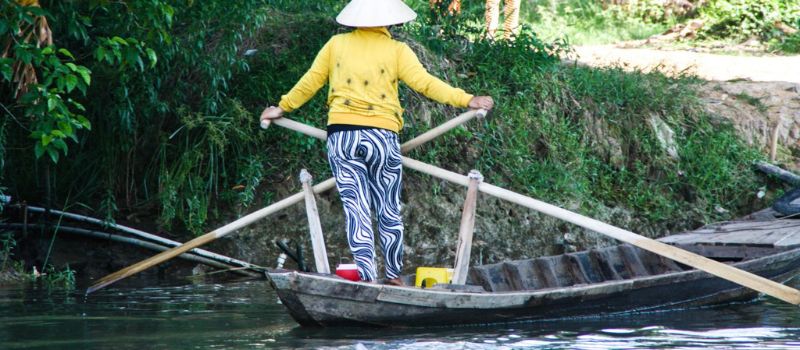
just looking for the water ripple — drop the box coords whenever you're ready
[2,280,800,349]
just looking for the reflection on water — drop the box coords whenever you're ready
[1,278,799,349]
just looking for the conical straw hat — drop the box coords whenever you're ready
[336,0,417,27]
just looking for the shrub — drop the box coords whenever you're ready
[697,0,800,49]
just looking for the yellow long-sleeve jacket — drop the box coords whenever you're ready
[278,27,473,133]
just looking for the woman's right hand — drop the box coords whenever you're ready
[468,96,494,111]
[260,106,284,122]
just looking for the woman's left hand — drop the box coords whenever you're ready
[260,106,284,122]
[468,96,494,111]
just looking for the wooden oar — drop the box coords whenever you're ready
[401,157,800,305]
[85,182,332,294]
[269,117,800,305]
[260,109,487,147]
[86,109,486,294]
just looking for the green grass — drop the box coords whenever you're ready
[523,0,671,45]
[771,32,800,54]
[418,0,670,45]
[1,231,76,288]
[520,0,800,54]
[734,92,768,112]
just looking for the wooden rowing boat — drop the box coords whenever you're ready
[268,211,800,327]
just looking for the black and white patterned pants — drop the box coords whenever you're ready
[327,128,404,281]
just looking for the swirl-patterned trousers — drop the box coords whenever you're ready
[327,128,404,281]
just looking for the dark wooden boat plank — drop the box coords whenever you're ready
[467,267,495,292]
[502,262,533,291]
[658,233,730,245]
[668,244,781,260]
[570,252,606,284]
[633,248,685,274]
[681,231,796,247]
[376,285,531,308]
[588,249,623,281]
[659,220,800,248]
[618,245,651,277]
[702,230,784,246]
[774,232,800,248]
[532,258,560,289]
[563,254,591,285]
[699,220,799,232]
[550,256,580,287]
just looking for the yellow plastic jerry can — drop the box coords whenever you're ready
[415,267,454,288]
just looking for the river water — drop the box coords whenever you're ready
[1,278,799,349]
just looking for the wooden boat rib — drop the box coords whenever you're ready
[269,213,800,327]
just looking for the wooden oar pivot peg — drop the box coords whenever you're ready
[300,169,330,274]
[452,170,483,285]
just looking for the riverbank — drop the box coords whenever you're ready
[572,46,800,83]
[570,45,800,170]
[0,3,779,283]
[218,13,770,273]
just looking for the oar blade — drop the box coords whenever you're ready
[86,232,217,294]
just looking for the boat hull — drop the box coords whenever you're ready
[268,247,800,327]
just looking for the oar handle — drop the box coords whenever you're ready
[262,109,488,152]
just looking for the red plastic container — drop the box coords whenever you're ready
[335,263,360,281]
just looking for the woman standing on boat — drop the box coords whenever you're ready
[260,0,494,286]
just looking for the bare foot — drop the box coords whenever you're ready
[384,277,404,286]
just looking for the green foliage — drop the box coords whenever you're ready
[45,264,76,289]
[698,0,800,42]
[1,0,769,240]
[1,230,74,288]
[4,0,274,235]
[1,231,16,271]
[512,0,800,54]
[1,1,93,164]
[32,264,76,289]
[773,31,800,53]
[94,36,158,71]
[670,0,800,53]
[516,67,757,223]
[523,0,671,44]
[153,98,279,234]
